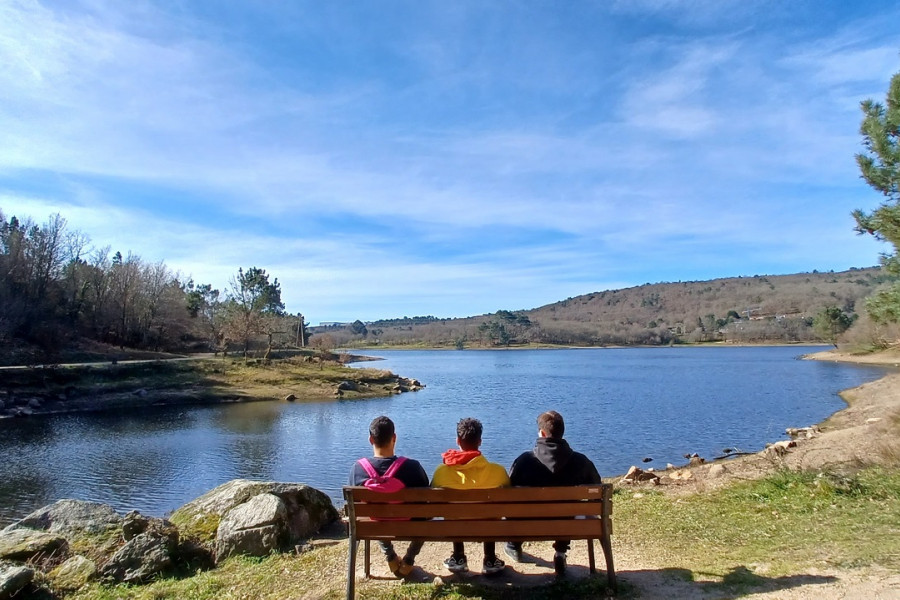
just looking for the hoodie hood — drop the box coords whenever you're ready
[441,449,481,466]
[533,437,574,473]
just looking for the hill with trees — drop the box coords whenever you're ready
[314,268,892,348]
[1,207,895,363]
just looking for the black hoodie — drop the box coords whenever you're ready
[508,437,602,487]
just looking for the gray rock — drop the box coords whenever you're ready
[0,528,68,562]
[49,555,97,591]
[0,560,33,600]
[172,479,338,545]
[122,511,151,541]
[3,499,122,536]
[215,493,288,561]
[100,523,178,583]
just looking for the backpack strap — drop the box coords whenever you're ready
[383,456,407,478]
[357,458,379,479]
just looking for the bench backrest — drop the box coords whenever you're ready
[343,484,613,542]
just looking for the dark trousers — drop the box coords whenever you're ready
[452,541,497,560]
[507,540,570,553]
[378,540,425,564]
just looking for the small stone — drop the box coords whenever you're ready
[866,418,882,424]
[284,394,296,402]
[633,493,644,499]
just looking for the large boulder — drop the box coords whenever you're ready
[171,479,338,547]
[215,493,288,562]
[2,499,122,537]
[0,560,33,600]
[0,528,68,562]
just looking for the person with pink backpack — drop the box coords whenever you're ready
[348,415,429,577]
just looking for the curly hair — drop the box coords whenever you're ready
[456,417,483,445]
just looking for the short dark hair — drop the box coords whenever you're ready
[456,417,483,444]
[369,415,395,446]
[537,411,565,438]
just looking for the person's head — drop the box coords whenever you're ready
[456,417,483,451]
[369,415,396,449]
[537,411,565,438]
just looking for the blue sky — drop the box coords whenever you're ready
[1,0,899,324]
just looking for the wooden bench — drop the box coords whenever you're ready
[342,484,616,599]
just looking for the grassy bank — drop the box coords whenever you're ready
[2,353,417,417]
[57,465,900,600]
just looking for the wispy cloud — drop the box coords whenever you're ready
[1,0,898,322]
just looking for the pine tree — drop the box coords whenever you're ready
[853,69,900,323]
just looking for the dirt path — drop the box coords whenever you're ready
[351,349,900,598]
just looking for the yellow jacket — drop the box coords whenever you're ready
[431,454,511,489]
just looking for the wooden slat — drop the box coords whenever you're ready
[352,501,604,520]
[355,518,606,541]
[345,484,610,504]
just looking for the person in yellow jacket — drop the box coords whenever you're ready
[431,417,510,575]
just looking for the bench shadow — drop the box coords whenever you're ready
[389,564,838,599]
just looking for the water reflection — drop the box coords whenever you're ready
[0,347,891,525]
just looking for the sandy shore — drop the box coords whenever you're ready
[354,348,900,599]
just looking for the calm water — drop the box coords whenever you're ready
[0,347,889,525]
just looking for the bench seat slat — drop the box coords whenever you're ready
[355,518,606,541]
[352,502,604,519]
[348,485,608,503]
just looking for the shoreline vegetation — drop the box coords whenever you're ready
[3,347,899,599]
[0,349,421,420]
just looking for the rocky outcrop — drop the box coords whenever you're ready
[0,528,68,563]
[171,479,338,548]
[215,493,288,561]
[0,560,33,600]
[0,480,338,592]
[2,499,122,536]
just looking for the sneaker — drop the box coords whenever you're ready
[503,543,523,563]
[444,555,468,573]
[553,551,567,576]
[482,557,505,575]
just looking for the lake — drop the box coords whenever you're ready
[0,346,889,525]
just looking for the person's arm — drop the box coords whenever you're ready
[582,455,602,484]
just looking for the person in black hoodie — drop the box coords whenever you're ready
[505,410,602,575]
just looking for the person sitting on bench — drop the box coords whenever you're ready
[432,417,510,575]
[506,410,602,575]
[348,415,429,577]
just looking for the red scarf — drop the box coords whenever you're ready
[441,449,481,465]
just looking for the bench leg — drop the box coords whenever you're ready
[599,534,617,592]
[346,534,358,600]
[364,539,371,577]
[587,538,596,574]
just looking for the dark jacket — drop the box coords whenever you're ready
[348,456,429,487]
[508,437,601,487]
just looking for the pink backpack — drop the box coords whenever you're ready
[358,457,408,493]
